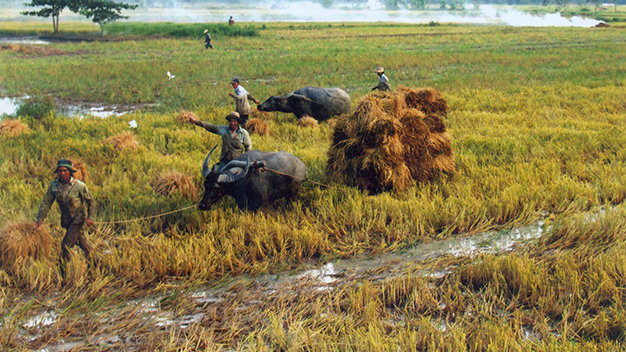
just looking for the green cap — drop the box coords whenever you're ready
[54,159,75,173]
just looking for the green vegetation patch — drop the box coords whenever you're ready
[104,22,260,38]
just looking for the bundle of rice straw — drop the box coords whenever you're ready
[397,86,448,117]
[152,171,197,200]
[175,110,197,124]
[103,132,139,151]
[252,109,271,119]
[298,116,319,128]
[327,87,454,194]
[0,221,52,272]
[246,118,270,136]
[0,119,28,138]
[71,159,88,182]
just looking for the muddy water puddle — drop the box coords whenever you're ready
[19,218,550,350]
[0,36,49,45]
[0,96,134,119]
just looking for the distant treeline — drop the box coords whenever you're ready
[105,22,259,37]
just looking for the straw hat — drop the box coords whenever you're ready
[204,29,208,34]
[225,111,242,123]
[375,66,385,73]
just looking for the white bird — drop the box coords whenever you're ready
[128,120,137,128]
[167,71,175,80]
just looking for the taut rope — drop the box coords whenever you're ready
[94,204,197,225]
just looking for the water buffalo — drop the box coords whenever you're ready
[199,148,307,211]
[257,87,351,121]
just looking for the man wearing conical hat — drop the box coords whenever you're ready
[36,159,95,278]
[203,29,213,49]
[372,66,391,91]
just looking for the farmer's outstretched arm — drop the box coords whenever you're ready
[189,116,220,134]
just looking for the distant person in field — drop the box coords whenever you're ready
[36,159,96,278]
[372,66,391,91]
[188,111,252,172]
[229,77,261,127]
[229,16,235,26]
[204,29,213,49]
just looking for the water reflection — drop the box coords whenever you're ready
[0,36,49,45]
[0,96,132,119]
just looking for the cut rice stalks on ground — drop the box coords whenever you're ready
[174,110,197,124]
[298,116,319,128]
[327,87,454,193]
[0,221,52,273]
[152,171,198,200]
[103,132,139,151]
[0,119,29,138]
[246,118,270,136]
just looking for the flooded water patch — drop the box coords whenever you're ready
[0,96,20,117]
[0,36,49,45]
[1,96,134,119]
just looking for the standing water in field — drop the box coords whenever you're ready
[0,96,132,119]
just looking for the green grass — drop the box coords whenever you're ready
[0,21,625,350]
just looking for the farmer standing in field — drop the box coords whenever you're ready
[229,78,260,127]
[372,66,391,91]
[204,29,213,49]
[188,111,252,172]
[35,159,96,278]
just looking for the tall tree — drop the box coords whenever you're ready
[75,0,138,36]
[21,0,71,34]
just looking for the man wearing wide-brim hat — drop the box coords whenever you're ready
[36,159,95,278]
[188,111,252,172]
[372,66,391,91]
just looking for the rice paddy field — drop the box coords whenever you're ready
[0,18,625,351]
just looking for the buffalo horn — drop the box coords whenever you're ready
[202,144,218,178]
[217,156,250,184]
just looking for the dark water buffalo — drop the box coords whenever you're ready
[257,87,351,121]
[199,148,307,211]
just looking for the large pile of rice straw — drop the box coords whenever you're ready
[327,87,454,194]
[0,221,52,272]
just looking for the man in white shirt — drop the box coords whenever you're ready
[372,66,391,91]
[228,78,260,126]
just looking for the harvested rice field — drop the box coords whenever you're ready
[0,18,625,351]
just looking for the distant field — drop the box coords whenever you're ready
[0,21,624,350]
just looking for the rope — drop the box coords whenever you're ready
[261,167,346,192]
[90,167,340,226]
[94,204,197,225]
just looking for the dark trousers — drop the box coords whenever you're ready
[240,114,249,127]
[59,223,93,277]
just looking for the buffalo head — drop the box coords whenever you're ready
[198,146,251,211]
[257,93,315,113]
